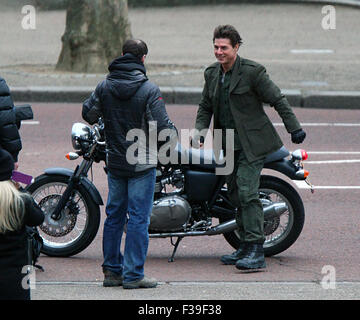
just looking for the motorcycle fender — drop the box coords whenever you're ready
[264,159,302,181]
[44,167,104,206]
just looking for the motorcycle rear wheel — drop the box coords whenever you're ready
[27,174,101,257]
[219,175,305,257]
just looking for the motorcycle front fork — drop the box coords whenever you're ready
[50,159,93,220]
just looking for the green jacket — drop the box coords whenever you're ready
[195,55,301,162]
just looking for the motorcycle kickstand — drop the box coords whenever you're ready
[168,236,184,263]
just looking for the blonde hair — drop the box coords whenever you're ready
[0,180,26,233]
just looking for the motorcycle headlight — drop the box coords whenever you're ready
[71,123,92,150]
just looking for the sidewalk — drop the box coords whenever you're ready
[31,281,360,300]
[1,2,360,108]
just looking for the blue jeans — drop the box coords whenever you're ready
[102,168,156,283]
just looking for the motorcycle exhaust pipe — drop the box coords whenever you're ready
[263,202,288,220]
[206,202,288,235]
[149,202,288,239]
[150,219,238,238]
[149,219,236,238]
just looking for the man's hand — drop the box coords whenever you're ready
[291,129,306,144]
[190,136,204,149]
[195,142,204,149]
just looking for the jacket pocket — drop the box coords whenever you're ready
[232,85,250,95]
[231,85,256,112]
[244,117,278,157]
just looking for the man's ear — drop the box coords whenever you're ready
[141,55,146,63]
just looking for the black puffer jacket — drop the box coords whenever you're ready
[82,54,176,175]
[0,77,22,161]
[0,194,44,300]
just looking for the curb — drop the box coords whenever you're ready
[33,0,360,9]
[281,0,360,8]
[10,86,360,109]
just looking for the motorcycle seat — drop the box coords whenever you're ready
[174,143,224,170]
[173,144,290,170]
[264,146,290,163]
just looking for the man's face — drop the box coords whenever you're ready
[213,38,239,68]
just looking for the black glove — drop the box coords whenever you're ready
[291,129,306,144]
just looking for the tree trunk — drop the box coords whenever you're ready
[56,0,132,73]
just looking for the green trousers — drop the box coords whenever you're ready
[225,151,265,244]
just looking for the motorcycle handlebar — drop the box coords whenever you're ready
[93,117,105,145]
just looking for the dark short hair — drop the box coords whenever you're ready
[122,39,148,59]
[213,25,243,48]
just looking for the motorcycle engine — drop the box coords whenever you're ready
[149,195,191,232]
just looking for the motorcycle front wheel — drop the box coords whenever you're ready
[219,175,305,257]
[27,174,101,257]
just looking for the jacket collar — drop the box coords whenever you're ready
[213,55,244,93]
[229,55,244,93]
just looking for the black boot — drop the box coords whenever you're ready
[220,243,248,265]
[235,243,266,270]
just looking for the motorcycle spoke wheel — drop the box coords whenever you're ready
[260,189,293,249]
[27,174,100,257]
[32,182,89,250]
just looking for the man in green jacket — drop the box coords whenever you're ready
[194,25,306,270]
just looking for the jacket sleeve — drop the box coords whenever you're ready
[147,86,176,130]
[195,72,213,132]
[22,194,45,227]
[0,78,22,161]
[253,65,301,133]
[193,70,214,146]
[146,86,178,147]
[82,85,103,125]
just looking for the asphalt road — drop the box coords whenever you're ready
[16,102,360,300]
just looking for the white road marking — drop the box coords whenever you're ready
[307,151,360,155]
[22,120,40,125]
[306,159,360,164]
[274,123,360,127]
[292,147,360,189]
[293,181,360,190]
[298,81,328,87]
[290,49,334,54]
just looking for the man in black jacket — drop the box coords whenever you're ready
[83,39,176,289]
[0,77,22,169]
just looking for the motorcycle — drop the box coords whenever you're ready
[26,119,311,261]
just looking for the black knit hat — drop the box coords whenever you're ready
[0,148,15,181]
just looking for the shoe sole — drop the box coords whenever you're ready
[220,255,247,265]
[220,259,237,265]
[123,280,158,289]
[103,280,123,287]
[235,263,266,270]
